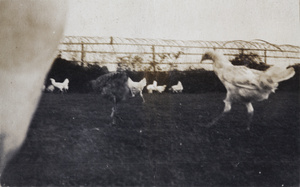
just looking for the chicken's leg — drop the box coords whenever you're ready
[207,100,232,127]
[245,102,254,130]
[223,100,232,113]
[110,107,115,118]
[140,91,145,103]
[130,89,135,97]
[110,97,117,124]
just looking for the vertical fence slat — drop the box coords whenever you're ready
[264,50,267,64]
[81,42,85,62]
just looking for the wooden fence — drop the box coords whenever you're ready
[58,36,300,71]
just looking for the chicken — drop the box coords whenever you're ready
[156,85,167,93]
[50,78,69,92]
[169,81,183,93]
[146,81,157,93]
[201,50,295,130]
[127,77,147,102]
[46,85,55,92]
[90,72,130,124]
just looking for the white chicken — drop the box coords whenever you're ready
[127,77,147,102]
[169,81,183,93]
[156,85,167,93]
[50,78,69,93]
[146,81,157,93]
[201,50,295,130]
[46,85,55,92]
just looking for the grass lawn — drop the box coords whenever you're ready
[2,92,299,186]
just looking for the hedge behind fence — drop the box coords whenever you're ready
[45,57,299,93]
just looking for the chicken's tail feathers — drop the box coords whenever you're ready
[266,66,295,83]
[63,78,69,84]
[178,81,183,87]
[140,78,147,85]
[128,77,133,84]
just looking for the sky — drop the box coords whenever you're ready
[64,0,300,46]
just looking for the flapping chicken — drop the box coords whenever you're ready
[90,72,130,124]
[201,51,295,130]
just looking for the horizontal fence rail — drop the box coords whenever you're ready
[58,36,300,71]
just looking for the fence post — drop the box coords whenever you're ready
[264,50,267,64]
[81,42,85,63]
[110,36,113,45]
[241,48,244,55]
[151,45,156,72]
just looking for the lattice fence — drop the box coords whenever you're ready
[58,36,300,71]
